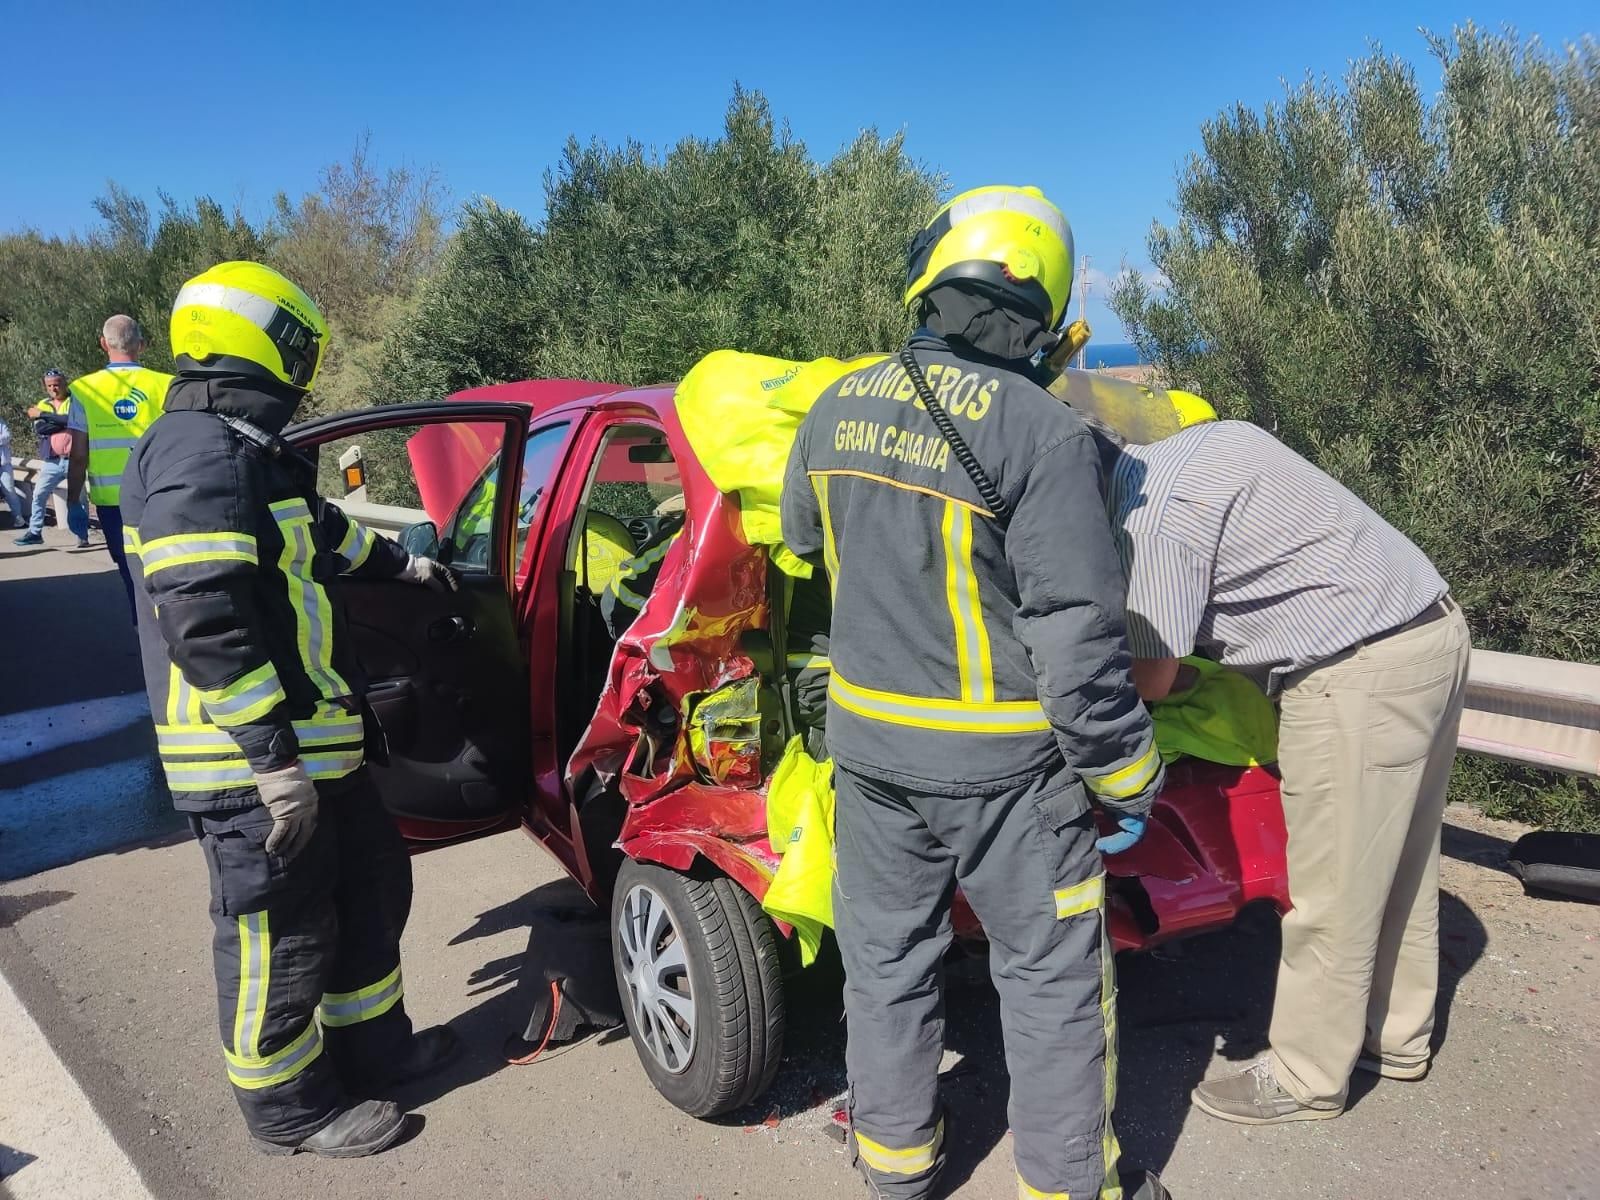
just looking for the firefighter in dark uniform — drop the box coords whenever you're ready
[122,261,461,1158]
[781,188,1171,1200]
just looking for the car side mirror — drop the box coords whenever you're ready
[398,520,439,558]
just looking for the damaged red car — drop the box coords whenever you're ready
[286,378,1289,1119]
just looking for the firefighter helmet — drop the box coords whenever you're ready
[171,261,329,391]
[904,185,1075,330]
[1169,390,1219,428]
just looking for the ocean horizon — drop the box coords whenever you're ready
[1081,342,1146,368]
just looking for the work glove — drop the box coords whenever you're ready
[399,554,459,592]
[254,762,319,860]
[1095,814,1147,856]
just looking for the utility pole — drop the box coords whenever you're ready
[1075,254,1091,370]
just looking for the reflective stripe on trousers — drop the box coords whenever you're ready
[223,911,325,1090]
[166,662,203,725]
[320,965,404,1027]
[855,1119,944,1177]
[1016,871,1122,1200]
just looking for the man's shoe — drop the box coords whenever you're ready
[1191,1057,1343,1126]
[13,532,43,546]
[1355,1051,1429,1080]
[252,1099,407,1158]
[369,1025,463,1088]
[75,538,91,549]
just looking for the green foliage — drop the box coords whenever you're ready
[376,88,941,401]
[268,137,445,420]
[1112,25,1600,829]
[0,141,441,438]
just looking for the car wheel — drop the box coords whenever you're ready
[610,859,785,1117]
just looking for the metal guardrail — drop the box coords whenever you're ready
[20,451,1598,780]
[11,462,426,540]
[11,458,75,527]
[337,496,427,537]
[272,499,1600,783]
[1461,650,1600,778]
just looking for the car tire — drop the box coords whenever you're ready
[611,859,786,1117]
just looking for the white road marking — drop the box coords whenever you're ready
[0,968,156,1199]
[0,692,150,766]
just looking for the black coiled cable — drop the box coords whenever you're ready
[897,347,1011,521]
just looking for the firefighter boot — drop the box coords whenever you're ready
[252,1099,408,1159]
[1124,1168,1174,1198]
[369,1025,463,1089]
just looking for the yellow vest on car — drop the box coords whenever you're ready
[674,350,883,578]
[71,364,172,506]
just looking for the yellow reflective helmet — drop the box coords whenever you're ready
[904,185,1075,329]
[170,261,329,391]
[1169,390,1219,428]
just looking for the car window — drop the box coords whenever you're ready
[439,422,569,575]
[313,420,508,571]
[514,424,571,572]
[569,425,684,590]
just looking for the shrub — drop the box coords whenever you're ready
[375,88,941,401]
[1112,25,1600,829]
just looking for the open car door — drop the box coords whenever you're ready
[286,401,533,846]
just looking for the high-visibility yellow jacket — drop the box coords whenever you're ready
[70,362,171,506]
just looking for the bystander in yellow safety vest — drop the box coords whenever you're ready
[71,363,172,506]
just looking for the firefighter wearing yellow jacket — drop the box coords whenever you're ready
[782,188,1171,1200]
[121,262,461,1158]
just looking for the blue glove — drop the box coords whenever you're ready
[1095,815,1147,855]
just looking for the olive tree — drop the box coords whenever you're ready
[1113,25,1600,828]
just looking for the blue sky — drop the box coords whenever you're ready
[0,0,1592,338]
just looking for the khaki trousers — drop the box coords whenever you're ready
[1268,603,1471,1106]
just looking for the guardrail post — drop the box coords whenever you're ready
[16,459,73,531]
[338,446,367,503]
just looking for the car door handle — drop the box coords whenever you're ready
[427,615,474,643]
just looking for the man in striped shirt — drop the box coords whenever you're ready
[1106,403,1471,1126]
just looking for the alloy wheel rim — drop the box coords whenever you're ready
[617,883,697,1074]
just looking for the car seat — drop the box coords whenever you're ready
[578,511,636,596]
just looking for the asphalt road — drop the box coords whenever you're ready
[3,542,1599,1200]
[0,535,182,880]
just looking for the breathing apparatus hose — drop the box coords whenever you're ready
[897,347,1011,522]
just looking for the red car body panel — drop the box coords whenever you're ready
[399,381,1291,953]
[560,391,784,902]
[407,380,627,524]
